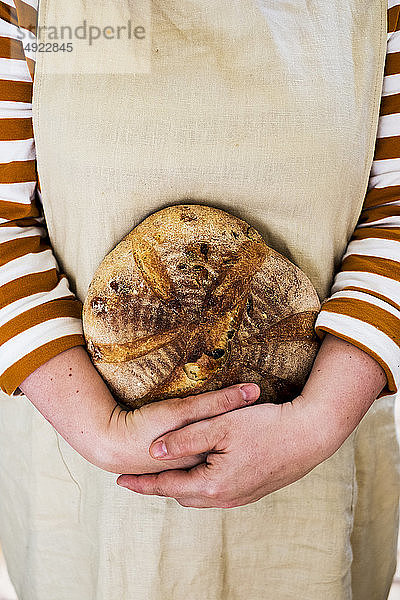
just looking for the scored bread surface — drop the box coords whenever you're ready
[82,204,321,409]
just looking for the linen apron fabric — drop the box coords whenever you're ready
[0,1,399,598]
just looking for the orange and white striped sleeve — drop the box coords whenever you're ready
[315,1,400,396]
[0,0,85,397]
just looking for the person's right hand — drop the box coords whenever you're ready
[19,345,260,476]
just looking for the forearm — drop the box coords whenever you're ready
[19,345,119,465]
[18,343,259,476]
[299,332,388,459]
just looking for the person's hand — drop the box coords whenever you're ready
[116,333,388,506]
[100,381,261,475]
[116,395,326,507]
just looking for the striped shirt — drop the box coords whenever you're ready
[0,0,399,398]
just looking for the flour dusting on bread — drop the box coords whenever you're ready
[82,204,321,409]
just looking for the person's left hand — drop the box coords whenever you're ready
[116,395,329,508]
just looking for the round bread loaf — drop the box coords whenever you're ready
[82,204,321,409]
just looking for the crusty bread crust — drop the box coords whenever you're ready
[82,204,321,409]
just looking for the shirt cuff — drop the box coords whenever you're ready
[2,333,87,397]
[0,297,87,396]
[315,295,400,397]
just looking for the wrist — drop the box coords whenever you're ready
[295,332,387,460]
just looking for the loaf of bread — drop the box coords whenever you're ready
[82,204,321,409]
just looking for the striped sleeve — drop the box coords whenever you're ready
[314,1,400,396]
[0,0,85,397]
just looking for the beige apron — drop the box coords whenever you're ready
[0,1,399,598]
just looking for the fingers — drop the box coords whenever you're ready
[174,496,240,509]
[145,382,260,431]
[117,472,251,508]
[116,462,242,508]
[117,462,211,499]
[149,418,224,460]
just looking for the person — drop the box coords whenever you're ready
[0,1,399,599]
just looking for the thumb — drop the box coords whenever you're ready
[146,382,260,431]
[149,417,224,460]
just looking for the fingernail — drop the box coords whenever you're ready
[151,440,168,458]
[239,383,259,402]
